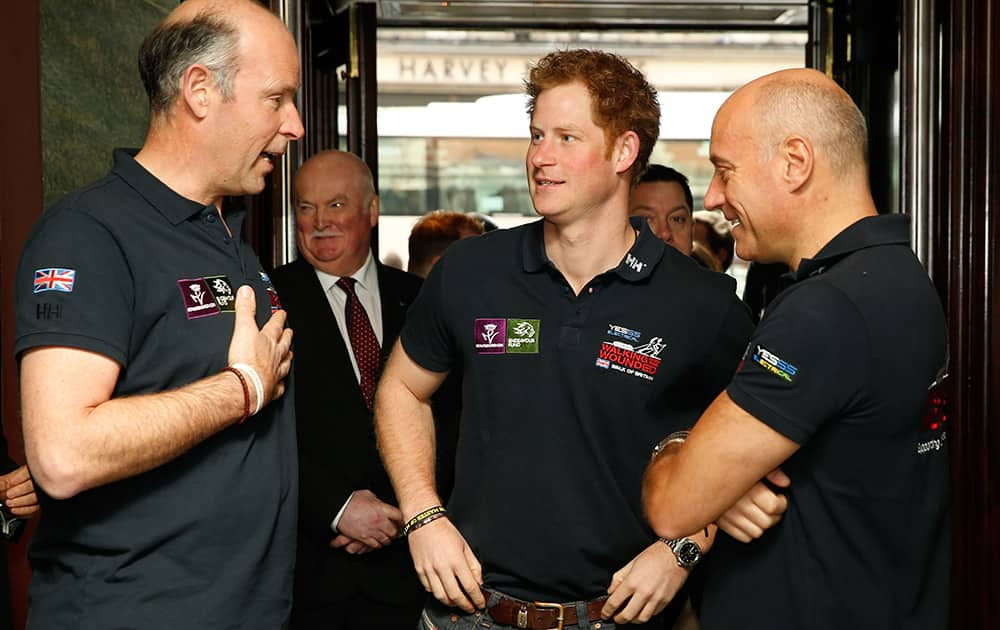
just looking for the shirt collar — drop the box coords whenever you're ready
[794,214,912,280]
[521,219,549,273]
[520,216,665,283]
[316,250,378,294]
[612,217,665,281]
[111,148,223,227]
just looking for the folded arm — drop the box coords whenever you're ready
[643,391,799,540]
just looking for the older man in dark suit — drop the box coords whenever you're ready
[271,150,449,629]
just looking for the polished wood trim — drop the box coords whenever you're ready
[933,0,1000,626]
[0,3,41,628]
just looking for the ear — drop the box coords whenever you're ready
[780,135,813,190]
[613,130,640,176]
[368,194,380,226]
[181,64,214,120]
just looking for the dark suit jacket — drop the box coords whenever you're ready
[271,258,456,609]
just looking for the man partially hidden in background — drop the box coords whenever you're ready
[271,150,458,629]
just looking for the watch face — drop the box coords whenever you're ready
[675,540,702,567]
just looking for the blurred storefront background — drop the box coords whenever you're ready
[364,27,806,276]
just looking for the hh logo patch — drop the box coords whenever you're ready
[749,344,798,382]
[625,253,646,273]
[35,304,62,320]
[33,268,76,293]
[594,326,665,381]
[474,318,541,354]
[178,275,236,319]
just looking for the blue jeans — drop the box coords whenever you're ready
[417,590,620,630]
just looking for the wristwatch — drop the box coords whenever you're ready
[661,537,703,569]
[650,430,690,461]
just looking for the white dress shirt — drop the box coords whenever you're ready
[314,251,384,383]
[314,252,384,533]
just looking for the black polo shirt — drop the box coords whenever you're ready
[700,214,949,629]
[15,150,298,629]
[401,217,754,602]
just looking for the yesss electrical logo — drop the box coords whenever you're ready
[751,344,798,382]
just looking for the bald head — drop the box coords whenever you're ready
[166,0,275,21]
[733,68,869,178]
[139,0,290,116]
[705,68,877,269]
[295,151,375,200]
[294,151,379,277]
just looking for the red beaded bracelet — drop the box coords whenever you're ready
[223,366,250,424]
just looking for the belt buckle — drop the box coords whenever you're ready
[533,601,565,630]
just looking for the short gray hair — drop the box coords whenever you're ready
[754,77,868,176]
[138,10,240,115]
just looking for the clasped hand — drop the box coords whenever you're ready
[330,490,403,554]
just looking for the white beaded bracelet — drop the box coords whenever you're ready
[231,363,264,416]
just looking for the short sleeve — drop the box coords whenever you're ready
[698,296,756,402]
[398,247,458,373]
[727,281,868,444]
[15,208,134,365]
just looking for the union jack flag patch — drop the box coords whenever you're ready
[33,268,76,293]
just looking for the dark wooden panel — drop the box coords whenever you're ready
[935,0,1000,626]
[0,4,42,628]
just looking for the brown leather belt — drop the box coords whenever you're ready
[482,588,607,630]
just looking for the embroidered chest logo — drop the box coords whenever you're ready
[594,323,664,382]
[177,275,236,320]
[748,344,798,382]
[916,367,949,456]
[259,270,282,312]
[33,267,76,293]
[607,324,641,343]
[205,276,236,310]
[474,318,540,354]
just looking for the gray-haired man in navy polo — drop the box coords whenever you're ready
[15,1,303,627]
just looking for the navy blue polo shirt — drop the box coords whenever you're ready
[15,149,297,629]
[699,214,949,629]
[401,217,754,602]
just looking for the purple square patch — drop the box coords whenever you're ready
[178,278,221,319]
[474,318,507,354]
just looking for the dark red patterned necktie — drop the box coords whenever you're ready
[336,277,380,409]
